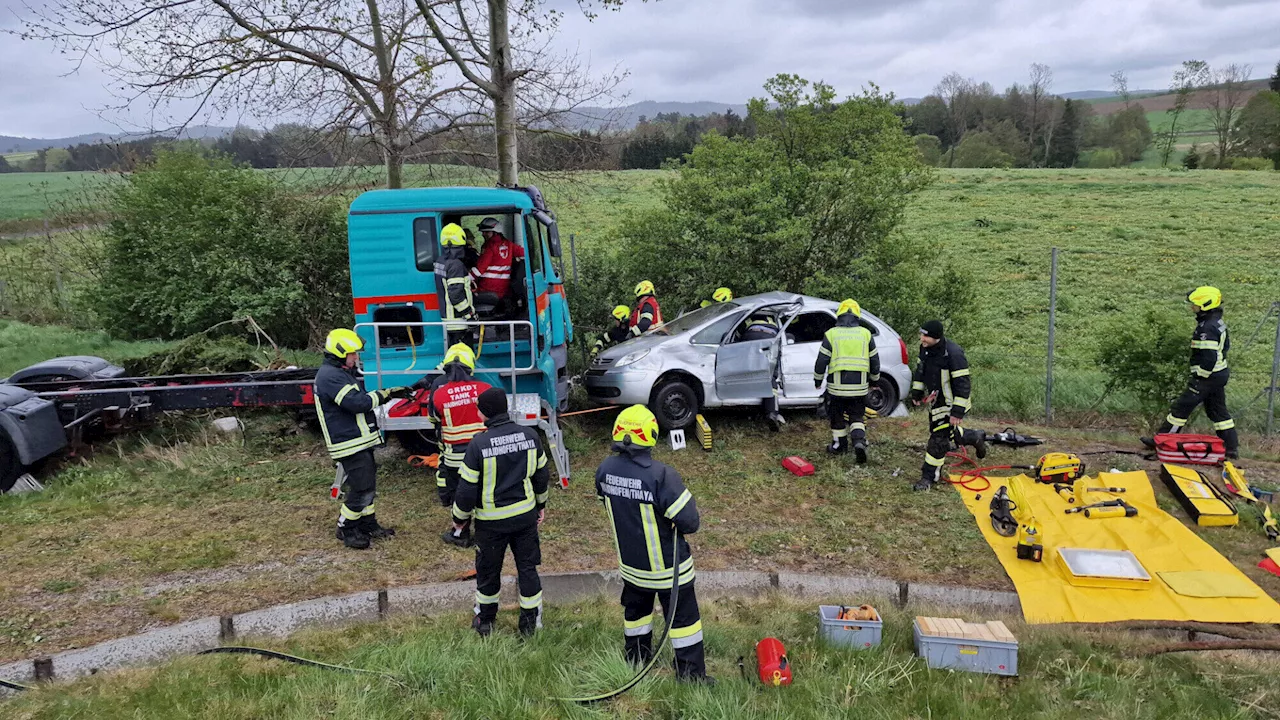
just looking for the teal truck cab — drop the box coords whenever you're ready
[346,185,574,485]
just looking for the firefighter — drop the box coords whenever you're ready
[452,387,550,637]
[471,217,525,309]
[595,405,712,684]
[630,281,663,336]
[314,329,413,549]
[813,300,878,463]
[909,320,986,491]
[425,343,492,548]
[1142,286,1238,458]
[435,223,476,347]
[591,305,632,358]
[738,309,786,431]
[700,287,733,308]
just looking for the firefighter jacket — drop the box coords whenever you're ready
[814,314,879,397]
[630,295,663,336]
[452,413,550,531]
[595,442,700,590]
[471,233,525,297]
[740,314,780,342]
[592,321,630,356]
[909,339,972,420]
[313,355,385,460]
[426,364,492,469]
[1190,309,1230,381]
[434,246,474,330]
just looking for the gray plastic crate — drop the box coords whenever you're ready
[913,619,1018,676]
[818,605,883,649]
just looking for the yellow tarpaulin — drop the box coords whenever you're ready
[956,471,1280,624]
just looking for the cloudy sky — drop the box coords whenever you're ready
[2,0,1278,138]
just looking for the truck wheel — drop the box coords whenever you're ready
[395,430,439,457]
[866,376,900,417]
[0,431,21,494]
[651,379,699,431]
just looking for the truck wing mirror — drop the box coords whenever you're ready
[535,210,562,258]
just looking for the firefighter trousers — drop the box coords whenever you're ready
[828,394,867,444]
[920,406,982,485]
[436,461,462,507]
[622,579,706,679]
[336,449,377,528]
[1158,374,1237,452]
[473,520,543,631]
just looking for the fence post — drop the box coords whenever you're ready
[569,233,579,286]
[1268,303,1280,436]
[1045,247,1058,425]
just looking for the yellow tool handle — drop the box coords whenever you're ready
[1084,505,1132,519]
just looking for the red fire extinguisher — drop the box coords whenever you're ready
[755,637,792,686]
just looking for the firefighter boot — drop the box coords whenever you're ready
[336,522,371,550]
[624,634,653,667]
[472,615,494,638]
[853,439,868,465]
[360,514,396,540]
[441,526,473,548]
[518,607,542,638]
[827,437,849,455]
[1220,428,1239,459]
[971,430,988,460]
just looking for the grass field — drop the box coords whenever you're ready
[6,594,1276,720]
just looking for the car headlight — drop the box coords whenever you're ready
[613,349,650,368]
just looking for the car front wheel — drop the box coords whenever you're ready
[651,379,699,431]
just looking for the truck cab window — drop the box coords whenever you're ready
[412,217,439,271]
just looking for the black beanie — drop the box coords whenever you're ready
[477,387,507,418]
[920,320,945,340]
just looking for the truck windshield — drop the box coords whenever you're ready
[649,302,741,336]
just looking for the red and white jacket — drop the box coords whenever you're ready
[471,234,525,296]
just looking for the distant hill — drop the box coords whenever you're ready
[563,101,750,130]
[0,125,235,154]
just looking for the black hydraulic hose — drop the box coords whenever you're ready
[555,530,684,704]
[197,646,406,687]
[0,677,32,692]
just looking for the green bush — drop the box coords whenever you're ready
[1226,156,1274,171]
[88,150,349,347]
[914,134,942,166]
[1081,149,1121,169]
[606,75,967,337]
[952,132,1014,168]
[1095,308,1189,416]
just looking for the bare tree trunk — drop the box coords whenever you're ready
[489,0,518,186]
[366,0,403,189]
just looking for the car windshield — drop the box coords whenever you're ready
[648,302,741,336]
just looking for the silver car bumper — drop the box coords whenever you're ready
[583,366,658,406]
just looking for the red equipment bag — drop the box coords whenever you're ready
[1153,433,1225,466]
[755,637,792,686]
[782,456,814,477]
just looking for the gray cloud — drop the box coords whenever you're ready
[2,0,1279,137]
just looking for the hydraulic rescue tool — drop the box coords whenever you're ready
[1222,462,1279,541]
[1034,453,1085,484]
[1053,479,1126,504]
[1064,498,1138,518]
[988,427,1044,447]
[989,477,1043,562]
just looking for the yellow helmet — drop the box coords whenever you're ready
[440,223,467,247]
[837,299,862,317]
[713,287,733,303]
[442,342,476,370]
[612,404,659,447]
[1187,286,1222,311]
[611,305,630,321]
[634,280,655,297]
[325,328,364,358]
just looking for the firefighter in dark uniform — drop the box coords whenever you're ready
[909,320,986,491]
[1142,286,1238,458]
[630,281,663,336]
[595,405,712,684]
[426,343,491,548]
[700,287,733,308]
[452,387,550,637]
[591,305,633,358]
[813,300,878,463]
[739,310,786,430]
[435,222,476,348]
[314,328,412,549]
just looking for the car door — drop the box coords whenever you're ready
[780,310,838,401]
[713,305,788,401]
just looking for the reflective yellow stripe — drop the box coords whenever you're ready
[620,563,695,590]
[639,505,664,572]
[670,620,702,640]
[452,502,473,520]
[925,453,946,467]
[1190,340,1217,349]
[951,368,970,378]
[942,370,953,404]
[519,592,543,609]
[1192,366,1212,378]
[536,491,549,504]
[334,383,359,405]
[625,614,654,630]
[475,495,536,521]
[1213,419,1235,430]
[832,427,849,439]
[340,504,362,520]
[482,456,497,508]
[622,556,694,580]
[460,464,480,483]
[475,590,499,605]
[604,499,625,570]
[665,489,692,520]
[911,381,925,390]
[536,451,547,469]
[1167,414,1188,427]
[953,397,972,409]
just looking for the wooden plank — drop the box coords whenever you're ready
[988,621,1015,643]
[974,624,997,642]
[935,618,953,637]
[943,618,962,638]
[916,617,934,635]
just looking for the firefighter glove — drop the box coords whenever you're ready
[412,377,432,391]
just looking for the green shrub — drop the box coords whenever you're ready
[914,134,942,167]
[88,150,349,347]
[1226,156,1273,171]
[952,132,1014,168]
[1095,308,1189,416]
[1081,149,1120,169]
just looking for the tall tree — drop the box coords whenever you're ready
[1111,70,1132,108]
[1026,63,1052,164]
[415,0,629,185]
[1158,60,1209,168]
[934,72,975,167]
[1203,63,1253,167]
[20,0,494,189]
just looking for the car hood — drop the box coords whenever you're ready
[596,334,672,361]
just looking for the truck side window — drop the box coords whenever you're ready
[524,216,544,275]
[412,216,439,271]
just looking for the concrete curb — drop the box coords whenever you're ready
[1,570,1023,686]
